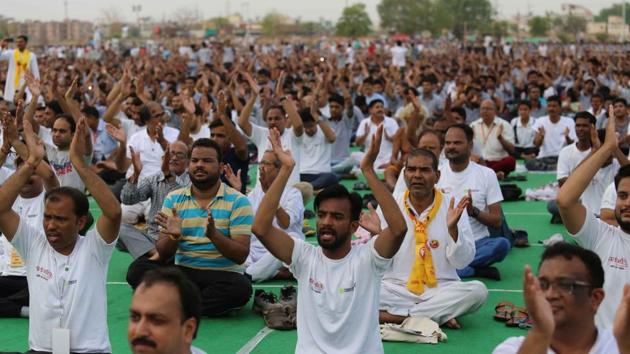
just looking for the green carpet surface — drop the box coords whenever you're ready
[0,168,564,353]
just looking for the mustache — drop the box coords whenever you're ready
[318,228,337,237]
[131,336,157,348]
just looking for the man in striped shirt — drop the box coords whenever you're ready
[129,138,254,316]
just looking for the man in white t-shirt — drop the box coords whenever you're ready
[526,96,576,171]
[493,243,619,354]
[390,41,408,68]
[374,148,487,329]
[510,100,538,159]
[46,114,93,191]
[470,99,516,178]
[237,72,304,188]
[548,112,626,222]
[557,109,630,329]
[128,267,207,354]
[251,127,407,353]
[0,153,57,318]
[246,150,304,282]
[299,106,339,190]
[438,124,511,280]
[0,118,121,352]
[355,99,399,170]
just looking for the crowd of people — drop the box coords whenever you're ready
[1,33,630,353]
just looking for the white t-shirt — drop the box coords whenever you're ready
[390,46,408,67]
[0,192,46,277]
[11,218,116,352]
[357,117,399,169]
[557,144,619,213]
[246,186,304,265]
[46,144,92,191]
[437,162,504,241]
[300,126,333,174]
[510,116,537,148]
[249,125,302,188]
[289,237,391,354]
[127,127,179,181]
[190,125,211,142]
[493,328,618,354]
[533,116,576,158]
[601,183,616,211]
[572,212,630,329]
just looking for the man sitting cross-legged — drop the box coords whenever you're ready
[0,118,121,353]
[251,126,407,353]
[366,148,488,329]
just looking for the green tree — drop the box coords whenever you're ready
[562,14,587,38]
[377,0,432,34]
[261,11,287,36]
[336,3,372,37]
[528,16,551,36]
[595,3,629,24]
[437,0,493,38]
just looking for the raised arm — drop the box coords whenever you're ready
[216,91,248,161]
[237,73,259,137]
[251,128,296,264]
[69,117,122,243]
[362,125,408,258]
[0,120,46,240]
[557,106,617,234]
[311,99,336,143]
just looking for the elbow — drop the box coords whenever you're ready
[251,223,269,239]
[391,222,408,240]
[108,206,122,224]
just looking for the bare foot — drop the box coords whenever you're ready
[443,318,461,329]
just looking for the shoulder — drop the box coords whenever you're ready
[492,336,526,354]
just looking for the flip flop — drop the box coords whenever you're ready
[518,316,533,329]
[506,307,529,327]
[493,301,514,322]
[353,182,369,191]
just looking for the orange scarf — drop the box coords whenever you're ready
[404,189,441,295]
[13,49,31,88]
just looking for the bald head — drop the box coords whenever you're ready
[167,140,189,176]
[480,99,496,122]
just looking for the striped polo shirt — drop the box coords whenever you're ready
[161,182,253,272]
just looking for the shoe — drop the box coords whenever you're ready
[280,285,297,307]
[475,266,501,281]
[513,230,529,248]
[303,226,316,238]
[304,210,315,219]
[262,303,296,330]
[252,289,278,314]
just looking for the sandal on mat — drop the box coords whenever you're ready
[494,301,514,321]
[506,307,529,327]
[518,316,533,329]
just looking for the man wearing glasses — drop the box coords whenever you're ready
[556,107,630,329]
[493,242,624,353]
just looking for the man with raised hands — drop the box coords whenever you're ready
[0,117,121,353]
[251,125,407,353]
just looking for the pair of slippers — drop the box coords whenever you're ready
[253,286,297,330]
[494,301,532,329]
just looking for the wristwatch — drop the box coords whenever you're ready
[471,207,480,218]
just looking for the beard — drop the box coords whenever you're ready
[316,227,351,250]
[615,209,630,233]
[189,169,220,190]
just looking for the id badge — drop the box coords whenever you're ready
[52,327,70,354]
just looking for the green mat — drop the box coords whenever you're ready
[0,170,564,353]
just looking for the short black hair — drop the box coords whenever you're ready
[209,119,224,129]
[299,107,316,124]
[574,111,596,125]
[191,137,223,162]
[139,105,152,125]
[447,123,474,143]
[328,93,344,106]
[46,100,64,115]
[45,187,89,218]
[314,184,362,221]
[17,35,28,42]
[406,148,439,172]
[539,242,604,289]
[615,165,630,190]
[613,97,628,107]
[54,114,76,133]
[138,267,202,338]
[450,107,466,120]
[81,106,100,119]
[546,95,561,105]
[368,98,384,109]
[517,100,531,109]
[418,129,444,147]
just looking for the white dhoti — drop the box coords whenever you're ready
[380,279,488,325]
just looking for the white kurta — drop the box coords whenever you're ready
[378,191,488,324]
[0,49,40,101]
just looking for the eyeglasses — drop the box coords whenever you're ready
[170,152,187,159]
[538,278,595,295]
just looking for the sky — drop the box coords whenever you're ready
[1,0,620,25]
